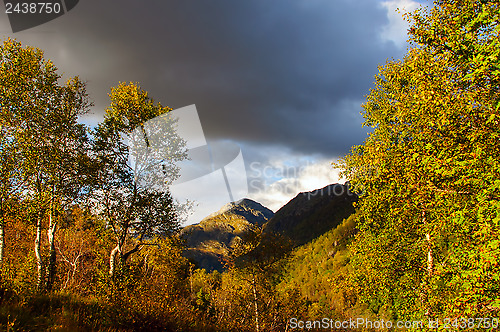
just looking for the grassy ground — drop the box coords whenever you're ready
[0,288,194,331]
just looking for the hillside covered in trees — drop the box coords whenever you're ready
[0,0,499,331]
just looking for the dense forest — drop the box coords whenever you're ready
[0,1,499,331]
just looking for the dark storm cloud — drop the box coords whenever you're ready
[2,0,413,157]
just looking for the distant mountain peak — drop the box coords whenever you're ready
[202,198,273,224]
[181,198,274,272]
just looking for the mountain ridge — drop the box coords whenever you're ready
[263,183,357,246]
[180,183,357,272]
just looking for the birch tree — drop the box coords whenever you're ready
[339,0,499,320]
[91,82,187,279]
[0,39,92,291]
[0,120,25,269]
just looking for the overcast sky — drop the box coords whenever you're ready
[0,0,429,223]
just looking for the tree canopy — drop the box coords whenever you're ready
[339,0,500,321]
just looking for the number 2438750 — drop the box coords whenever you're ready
[5,2,62,14]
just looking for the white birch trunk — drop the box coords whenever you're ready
[109,245,120,278]
[0,217,4,269]
[251,275,260,332]
[35,211,44,290]
[45,211,57,291]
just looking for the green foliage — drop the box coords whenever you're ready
[0,39,92,293]
[277,215,358,321]
[91,82,188,279]
[0,39,219,331]
[338,0,500,324]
